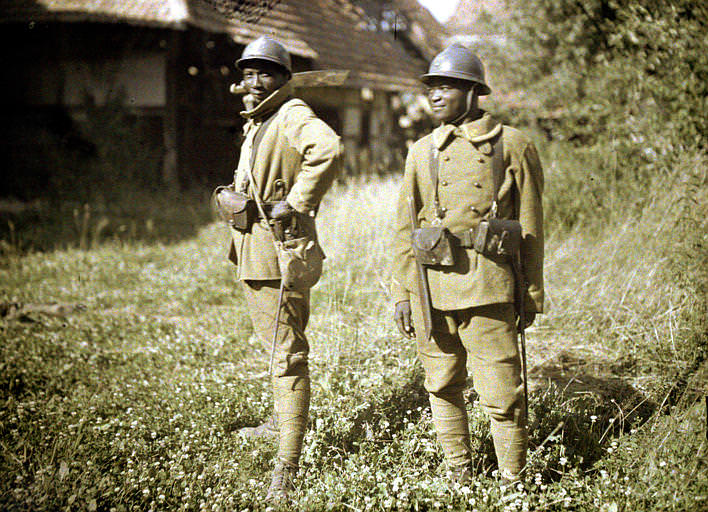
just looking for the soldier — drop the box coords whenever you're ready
[391,44,544,485]
[228,36,342,501]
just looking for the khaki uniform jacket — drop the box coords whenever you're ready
[391,112,544,313]
[228,83,343,280]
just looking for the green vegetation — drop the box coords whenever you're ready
[2,1,706,510]
[2,172,705,510]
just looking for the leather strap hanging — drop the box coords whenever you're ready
[490,131,504,218]
[249,110,278,171]
[428,145,443,219]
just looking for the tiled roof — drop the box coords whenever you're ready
[389,0,448,60]
[228,0,427,91]
[1,0,432,91]
[0,0,188,27]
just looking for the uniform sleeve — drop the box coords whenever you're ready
[282,104,343,213]
[517,141,544,313]
[390,149,419,304]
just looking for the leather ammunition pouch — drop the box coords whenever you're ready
[412,226,455,267]
[213,185,257,231]
[472,218,522,260]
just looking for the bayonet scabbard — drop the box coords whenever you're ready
[408,196,434,341]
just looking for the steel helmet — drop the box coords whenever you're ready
[237,36,292,76]
[420,44,491,95]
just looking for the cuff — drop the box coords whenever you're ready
[285,189,311,214]
[391,284,411,305]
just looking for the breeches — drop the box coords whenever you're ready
[413,301,527,474]
[413,302,524,422]
[241,279,310,378]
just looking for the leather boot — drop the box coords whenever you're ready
[237,414,278,439]
[265,460,298,503]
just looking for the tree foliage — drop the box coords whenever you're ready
[505,0,707,148]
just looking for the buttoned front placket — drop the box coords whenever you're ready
[434,136,496,233]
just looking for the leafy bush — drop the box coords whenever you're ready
[493,1,708,231]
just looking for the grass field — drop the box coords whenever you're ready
[1,169,706,511]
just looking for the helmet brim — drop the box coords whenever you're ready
[420,72,491,96]
[236,56,292,76]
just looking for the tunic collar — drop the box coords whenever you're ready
[431,111,502,150]
[240,81,294,124]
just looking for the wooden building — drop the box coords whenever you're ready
[0,0,446,197]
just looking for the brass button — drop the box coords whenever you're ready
[443,155,450,161]
[478,157,485,163]
[474,182,482,188]
[470,206,479,213]
[441,180,448,186]
[441,207,448,213]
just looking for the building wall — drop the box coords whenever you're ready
[299,86,403,174]
[0,20,413,200]
[62,52,166,107]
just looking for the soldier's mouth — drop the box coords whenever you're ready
[250,90,267,99]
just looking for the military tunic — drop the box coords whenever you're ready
[227,82,341,468]
[229,82,343,282]
[391,112,544,313]
[390,112,544,476]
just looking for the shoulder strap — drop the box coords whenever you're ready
[249,110,279,172]
[490,128,504,218]
[429,141,443,219]
[246,110,280,241]
[247,151,280,243]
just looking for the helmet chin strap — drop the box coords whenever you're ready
[450,87,477,126]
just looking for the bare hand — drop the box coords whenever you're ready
[394,300,415,339]
[270,200,295,220]
[518,311,536,329]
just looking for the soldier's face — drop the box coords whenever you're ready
[425,77,475,124]
[242,61,289,105]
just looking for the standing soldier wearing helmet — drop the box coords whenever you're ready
[227,36,342,501]
[390,44,544,485]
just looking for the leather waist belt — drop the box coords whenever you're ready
[256,201,280,220]
[450,229,476,248]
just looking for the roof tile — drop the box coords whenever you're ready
[1,0,440,91]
